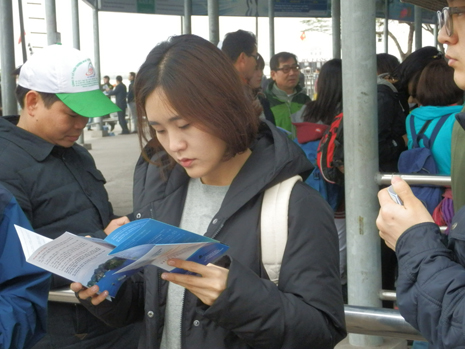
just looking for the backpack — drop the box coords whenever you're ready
[397,114,450,214]
[292,123,343,211]
[317,113,345,186]
[260,175,302,285]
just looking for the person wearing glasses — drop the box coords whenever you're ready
[265,52,311,136]
[377,1,465,348]
[221,29,258,85]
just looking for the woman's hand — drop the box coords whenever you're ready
[161,259,228,306]
[104,216,130,235]
[70,282,109,306]
[377,176,434,251]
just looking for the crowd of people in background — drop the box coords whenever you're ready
[3,0,465,346]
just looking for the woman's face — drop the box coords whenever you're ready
[145,89,239,186]
[249,68,263,90]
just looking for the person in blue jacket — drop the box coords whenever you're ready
[404,58,463,175]
[0,183,50,349]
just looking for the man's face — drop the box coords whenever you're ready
[27,93,88,147]
[129,74,134,81]
[239,46,258,82]
[270,57,300,94]
[439,0,465,89]
[104,77,109,84]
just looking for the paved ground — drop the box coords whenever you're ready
[81,123,140,216]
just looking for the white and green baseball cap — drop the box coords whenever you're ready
[18,44,121,118]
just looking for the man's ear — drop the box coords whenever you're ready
[270,70,277,81]
[24,91,41,116]
[233,52,247,78]
[237,52,247,64]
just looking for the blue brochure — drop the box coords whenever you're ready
[15,219,229,297]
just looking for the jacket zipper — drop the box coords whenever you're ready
[180,289,186,349]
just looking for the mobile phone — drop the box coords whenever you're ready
[387,185,403,205]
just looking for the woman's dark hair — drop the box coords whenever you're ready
[134,34,260,168]
[301,58,342,125]
[376,53,400,75]
[392,46,442,94]
[416,59,463,106]
[15,85,60,109]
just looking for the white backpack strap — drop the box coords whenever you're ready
[261,175,302,285]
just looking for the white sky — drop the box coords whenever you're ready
[4,0,436,82]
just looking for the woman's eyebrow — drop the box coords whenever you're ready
[149,115,181,126]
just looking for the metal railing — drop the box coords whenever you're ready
[379,289,397,302]
[345,305,423,340]
[378,173,450,235]
[377,173,451,187]
[49,288,424,341]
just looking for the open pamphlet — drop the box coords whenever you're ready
[15,218,229,297]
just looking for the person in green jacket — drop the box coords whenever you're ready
[265,52,311,135]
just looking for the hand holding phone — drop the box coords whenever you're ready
[387,185,403,205]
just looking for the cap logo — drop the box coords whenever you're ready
[86,63,95,77]
[71,58,98,89]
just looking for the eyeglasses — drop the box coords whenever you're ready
[249,53,259,61]
[437,7,465,37]
[275,65,300,74]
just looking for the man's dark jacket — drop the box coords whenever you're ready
[0,116,141,349]
[395,204,465,348]
[108,82,127,110]
[0,117,115,243]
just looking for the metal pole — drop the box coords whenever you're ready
[71,0,80,49]
[434,22,438,48]
[332,0,341,59]
[45,0,59,45]
[0,0,18,116]
[208,0,219,45]
[71,0,89,146]
[184,0,192,34]
[341,0,383,346]
[384,0,389,53]
[18,0,27,63]
[256,16,259,38]
[268,0,275,57]
[414,5,422,50]
[93,5,103,131]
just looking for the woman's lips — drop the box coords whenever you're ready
[179,158,194,167]
[447,55,458,66]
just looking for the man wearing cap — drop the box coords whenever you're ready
[0,45,140,348]
[377,1,465,347]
